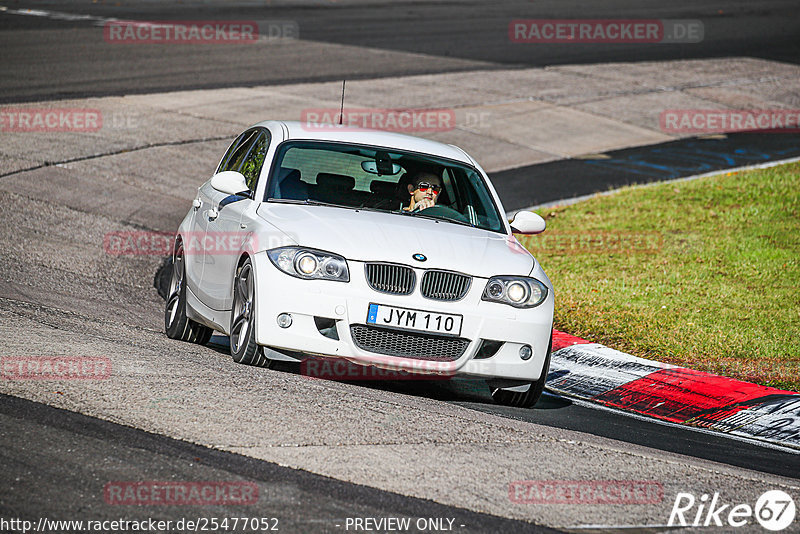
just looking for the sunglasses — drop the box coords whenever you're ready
[416,182,442,194]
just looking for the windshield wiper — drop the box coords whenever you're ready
[267,198,305,204]
[303,199,358,209]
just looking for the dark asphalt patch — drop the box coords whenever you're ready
[492,132,800,211]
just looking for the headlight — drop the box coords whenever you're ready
[481,276,548,308]
[296,253,318,275]
[267,247,350,282]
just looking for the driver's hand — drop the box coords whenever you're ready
[415,198,436,211]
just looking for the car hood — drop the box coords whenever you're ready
[257,203,534,278]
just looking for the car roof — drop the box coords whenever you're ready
[252,120,474,165]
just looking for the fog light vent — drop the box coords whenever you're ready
[474,339,503,360]
[314,317,339,340]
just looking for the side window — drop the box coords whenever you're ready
[222,130,259,174]
[217,131,253,174]
[239,131,270,192]
[216,129,270,193]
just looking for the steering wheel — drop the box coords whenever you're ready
[411,205,470,224]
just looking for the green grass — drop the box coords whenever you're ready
[517,162,800,392]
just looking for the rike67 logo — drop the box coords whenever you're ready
[669,490,796,531]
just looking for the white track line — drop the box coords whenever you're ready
[0,5,107,23]
[0,5,291,42]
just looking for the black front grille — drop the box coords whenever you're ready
[420,270,471,301]
[365,263,415,295]
[350,324,470,361]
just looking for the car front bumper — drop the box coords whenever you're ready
[251,252,554,382]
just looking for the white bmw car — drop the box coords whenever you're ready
[165,121,554,407]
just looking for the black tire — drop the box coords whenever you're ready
[229,258,271,367]
[491,334,553,408]
[164,239,213,344]
[153,255,173,300]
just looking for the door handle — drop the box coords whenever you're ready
[206,208,218,221]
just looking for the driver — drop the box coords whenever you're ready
[404,171,443,212]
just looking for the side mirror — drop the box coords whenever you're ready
[210,171,250,197]
[509,211,546,234]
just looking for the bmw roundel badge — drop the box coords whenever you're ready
[413,253,427,262]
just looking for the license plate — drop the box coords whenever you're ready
[366,303,462,336]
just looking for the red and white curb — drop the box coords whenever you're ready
[547,331,800,450]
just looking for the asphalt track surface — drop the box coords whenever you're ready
[1,0,799,102]
[2,1,800,531]
[270,370,800,481]
[0,394,560,534]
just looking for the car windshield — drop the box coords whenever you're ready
[265,141,506,233]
